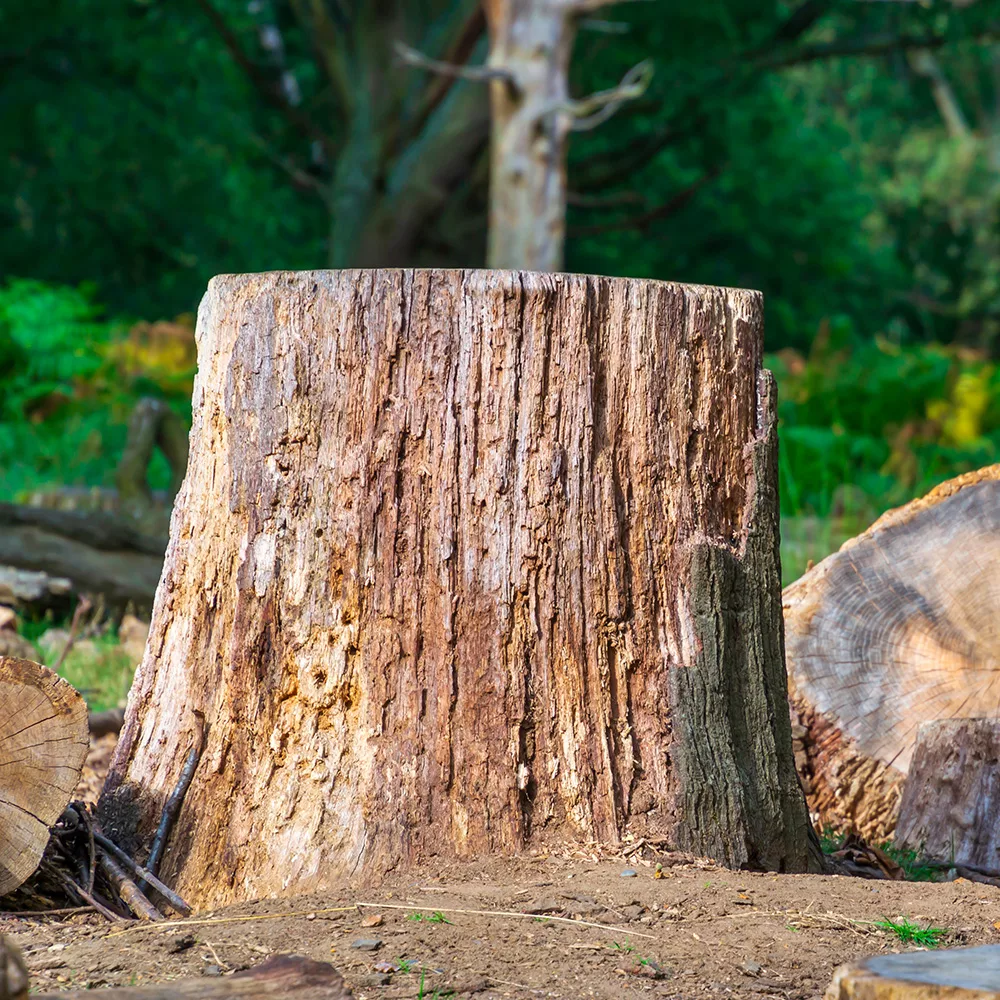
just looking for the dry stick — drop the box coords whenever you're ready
[56,870,123,923]
[51,595,92,672]
[145,736,203,882]
[93,831,192,916]
[355,902,659,940]
[0,906,94,919]
[98,853,163,922]
[106,901,660,941]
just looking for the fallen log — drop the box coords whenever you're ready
[0,397,186,611]
[895,718,1000,871]
[0,657,88,895]
[826,944,1000,1000]
[99,268,816,908]
[12,948,352,1000]
[783,465,1000,840]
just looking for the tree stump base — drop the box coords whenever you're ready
[826,945,1000,1000]
[895,719,1000,871]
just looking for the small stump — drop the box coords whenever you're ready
[826,945,1000,999]
[895,718,1000,871]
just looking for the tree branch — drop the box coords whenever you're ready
[569,167,721,236]
[755,24,1000,72]
[567,58,653,131]
[192,0,333,150]
[394,41,518,88]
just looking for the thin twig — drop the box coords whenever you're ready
[568,59,654,131]
[106,906,359,937]
[355,902,659,939]
[203,940,231,973]
[394,41,517,88]
[0,906,94,919]
[56,871,123,923]
[52,596,92,672]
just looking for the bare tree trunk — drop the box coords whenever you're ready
[484,1,578,270]
[100,269,814,908]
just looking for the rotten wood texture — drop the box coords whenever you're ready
[826,944,1000,1000]
[895,719,1000,871]
[100,269,814,907]
[784,465,1000,841]
[30,954,352,999]
[0,657,88,895]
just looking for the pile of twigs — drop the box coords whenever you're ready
[0,802,190,921]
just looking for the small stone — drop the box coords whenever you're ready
[522,899,563,915]
[356,973,392,987]
[350,938,383,951]
[361,914,384,928]
[306,912,316,921]
[203,965,222,977]
[374,961,400,973]
[740,960,763,977]
[622,904,645,920]
[620,868,637,877]
[169,934,196,954]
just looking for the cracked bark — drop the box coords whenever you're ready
[100,269,813,907]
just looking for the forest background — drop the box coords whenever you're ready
[3,0,1000,587]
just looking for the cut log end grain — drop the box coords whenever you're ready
[784,465,1000,840]
[826,944,1000,1000]
[0,656,89,896]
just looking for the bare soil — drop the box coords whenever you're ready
[7,741,1000,999]
[8,849,1000,998]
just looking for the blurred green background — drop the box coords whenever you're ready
[3,0,1000,585]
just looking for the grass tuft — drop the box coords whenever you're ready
[874,917,948,948]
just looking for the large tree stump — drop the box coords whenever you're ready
[100,269,813,906]
[0,657,88,895]
[826,945,1000,1000]
[784,466,1000,840]
[895,719,1000,871]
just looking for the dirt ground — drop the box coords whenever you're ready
[7,741,1000,999]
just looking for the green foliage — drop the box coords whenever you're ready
[873,917,948,948]
[407,911,452,925]
[878,844,938,884]
[0,279,192,501]
[771,335,1000,580]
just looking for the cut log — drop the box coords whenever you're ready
[99,268,814,907]
[27,953,351,999]
[0,657,88,895]
[826,944,1000,1000]
[894,718,1000,871]
[783,465,1000,841]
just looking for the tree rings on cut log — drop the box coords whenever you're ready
[784,465,1000,841]
[0,656,88,895]
[895,718,1000,871]
[826,944,1000,1000]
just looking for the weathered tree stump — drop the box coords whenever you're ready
[895,718,1000,871]
[783,465,1000,840]
[100,269,814,907]
[826,945,1000,1000]
[0,657,88,895]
